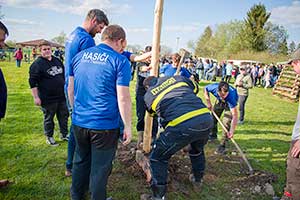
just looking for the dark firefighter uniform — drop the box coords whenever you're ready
[144,75,213,199]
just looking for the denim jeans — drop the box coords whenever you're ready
[66,125,75,170]
[150,113,213,186]
[16,59,21,67]
[41,101,69,137]
[65,91,76,171]
[238,95,248,122]
[71,125,119,200]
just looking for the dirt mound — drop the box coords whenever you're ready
[115,142,278,199]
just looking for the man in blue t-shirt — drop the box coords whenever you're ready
[68,25,132,200]
[64,9,109,177]
[160,53,191,78]
[204,81,238,154]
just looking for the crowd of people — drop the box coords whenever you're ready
[160,56,284,90]
[0,7,299,200]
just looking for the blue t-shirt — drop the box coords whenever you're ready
[205,83,238,109]
[122,51,132,61]
[64,27,95,92]
[159,64,191,78]
[70,43,131,130]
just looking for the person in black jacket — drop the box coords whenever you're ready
[29,41,68,146]
[142,76,213,199]
[0,21,8,122]
[0,20,11,189]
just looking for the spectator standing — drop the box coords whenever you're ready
[68,24,132,200]
[14,48,23,67]
[221,61,227,81]
[225,61,233,83]
[281,48,300,200]
[196,58,204,80]
[32,47,37,60]
[234,65,252,124]
[29,41,69,146]
[0,21,10,188]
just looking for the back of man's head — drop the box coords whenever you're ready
[218,81,229,93]
[172,53,181,63]
[145,46,152,52]
[85,9,109,26]
[143,76,158,90]
[101,25,126,42]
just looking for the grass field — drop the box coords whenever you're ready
[0,61,298,200]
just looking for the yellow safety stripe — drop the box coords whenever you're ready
[192,80,198,94]
[166,108,210,128]
[151,82,188,111]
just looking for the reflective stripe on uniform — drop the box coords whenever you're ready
[166,107,210,128]
[151,82,189,112]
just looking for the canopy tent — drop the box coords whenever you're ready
[16,39,64,48]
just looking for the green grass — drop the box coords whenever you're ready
[0,61,297,200]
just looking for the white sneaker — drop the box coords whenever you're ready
[46,137,59,147]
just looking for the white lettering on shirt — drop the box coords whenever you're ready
[82,52,109,64]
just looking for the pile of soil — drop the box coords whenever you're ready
[113,142,278,199]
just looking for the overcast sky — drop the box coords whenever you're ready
[1,0,300,52]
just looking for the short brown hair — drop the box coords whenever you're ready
[86,9,109,26]
[172,53,181,63]
[38,40,51,48]
[101,25,126,42]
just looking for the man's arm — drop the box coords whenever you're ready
[130,51,151,62]
[117,85,132,145]
[291,140,300,158]
[228,106,238,138]
[204,88,212,110]
[68,76,74,109]
[31,87,41,106]
[243,76,253,89]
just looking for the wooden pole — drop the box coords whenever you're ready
[143,0,164,153]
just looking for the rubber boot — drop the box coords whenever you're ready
[136,131,144,149]
[151,184,167,200]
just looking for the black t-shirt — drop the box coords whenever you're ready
[29,56,65,105]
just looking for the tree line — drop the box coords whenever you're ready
[189,3,299,63]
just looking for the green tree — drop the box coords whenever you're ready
[211,20,246,58]
[244,3,271,51]
[264,22,288,55]
[187,39,195,53]
[194,26,213,57]
[297,43,300,50]
[51,31,67,46]
[289,41,296,54]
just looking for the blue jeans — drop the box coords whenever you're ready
[71,125,119,200]
[66,125,75,170]
[65,91,76,171]
[16,59,21,67]
[150,113,213,186]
